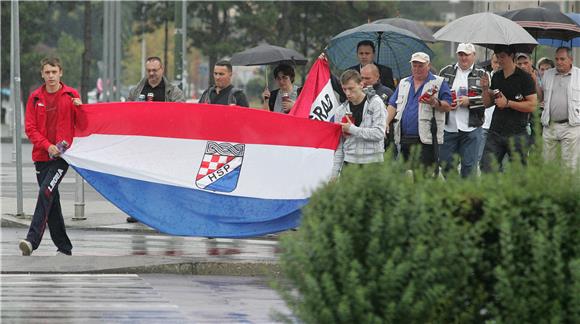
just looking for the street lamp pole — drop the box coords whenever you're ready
[182,0,188,97]
[11,0,24,216]
[174,1,183,90]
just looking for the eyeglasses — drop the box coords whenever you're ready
[275,75,291,81]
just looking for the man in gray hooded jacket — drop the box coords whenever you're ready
[331,69,386,178]
[127,56,185,102]
[126,56,184,223]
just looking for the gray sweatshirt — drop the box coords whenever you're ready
[331,94,386,177]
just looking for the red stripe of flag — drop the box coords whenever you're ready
[74,102,341,150]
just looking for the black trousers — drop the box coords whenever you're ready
[480,130,531,173]
[26,159,72,255]
[399,136,437,167]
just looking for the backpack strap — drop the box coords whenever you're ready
[199,87,214,104]
[228,87,241,105]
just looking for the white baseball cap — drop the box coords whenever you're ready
[456,43,476,54]
[410,52,430,63]
[516,52,531,60]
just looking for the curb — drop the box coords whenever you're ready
[1,256,281,277]
[1,215,29,228]
[89,261,281,277]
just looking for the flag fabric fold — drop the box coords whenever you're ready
[289,58,340,122]
[64,102,341,237]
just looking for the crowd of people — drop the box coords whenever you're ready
[18,39,578,256]
[329,41,579,180]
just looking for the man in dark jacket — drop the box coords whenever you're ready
[20,57,82,256]
[347,40,395,90]
[199,60,249,107]
[331,40,396,103]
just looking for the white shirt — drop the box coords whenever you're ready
[482,70,497,130]
[445,64,477,133]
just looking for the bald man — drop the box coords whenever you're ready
[362,64,394,150]
[361,64,393,105]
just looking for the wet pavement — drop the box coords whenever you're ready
[1,227,280,260]
[1,274,292,323]
[1,227,282,276]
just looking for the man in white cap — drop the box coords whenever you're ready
[386,52,453,168]
[439,43,490,177]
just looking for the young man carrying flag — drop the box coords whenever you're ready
[290,55,386,178]
[330,70,387,178]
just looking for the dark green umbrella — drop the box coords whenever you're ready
[327,23,433,79]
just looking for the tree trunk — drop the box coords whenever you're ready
[208,55,217,87]
[80,1,92,103]
[207,3,220,86]
[164,1,169,77]
[301,4,308,84]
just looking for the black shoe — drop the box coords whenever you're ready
[126,216,139,223]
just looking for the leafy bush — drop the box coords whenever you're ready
[278,152,580,323]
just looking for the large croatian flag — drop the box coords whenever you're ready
[63,102,341,237]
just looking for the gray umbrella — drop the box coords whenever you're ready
[372,17,436,42]
[230,44,307,66]
[434,12,538,52]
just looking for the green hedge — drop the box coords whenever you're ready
[278,154,580,323]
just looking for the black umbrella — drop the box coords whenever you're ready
[230,44,307,66]
[371,17,436,42]
[430,108,440,176]
[231,44,307,88]
[499,7,580,41]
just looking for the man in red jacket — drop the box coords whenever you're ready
[19,57,82,256]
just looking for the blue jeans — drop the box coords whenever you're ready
[477,128,489,163]
[440,128,482,177]
[26,159,72,255]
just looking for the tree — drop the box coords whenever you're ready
[187,1,400,86]
[56,33,84,89]
[75,2,93,103]
[1,2,50,100]
[1,1,103,103]
[187,2,247,85]
[132,1,175,74]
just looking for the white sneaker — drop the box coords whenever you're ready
[55,251,71,256]
[19,240,33,256]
